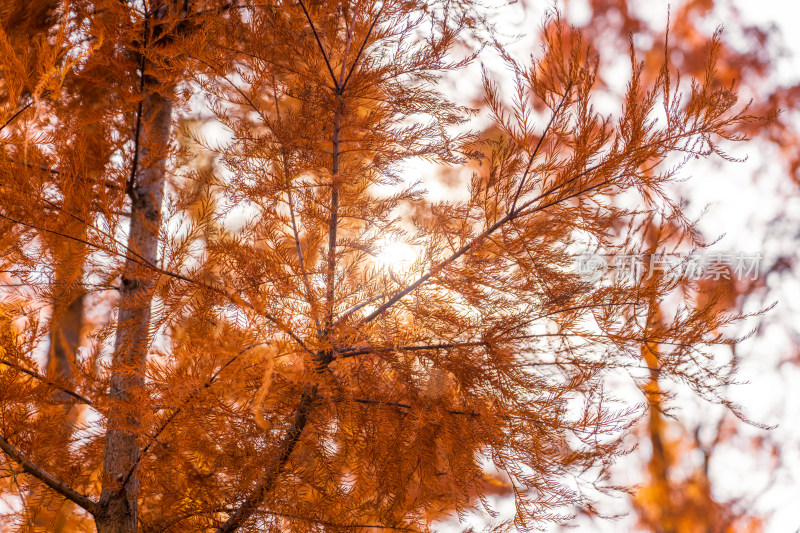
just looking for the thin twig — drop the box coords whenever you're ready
[0,101,34,134]
[340,4,384,91]
[0,359,94,405]
[297,0,339,90]
[509,81,573,213]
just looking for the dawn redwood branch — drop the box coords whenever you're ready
[337,293,386,322]
[326,396,482,417]
[353,123,721,328]
[297,0,339,90]
[260,510,419,532]
[189,54,276,131]
[158,507,419,533]
[338,7,355,87]
[509,81,573,213]
[0,210,155,285]
[336,341,490,358]
[5,185,139,273]
[324,106,343,335]
[354,188,587,326]
[183,508,419,533]
[336,333,694,360]
[283,166,321,331]
[119,343,268,492]
[4,159,121,190]
[496,300,641,337]
[271,67,321,331]
[0,100,35,133]
[516,361,663,373]
[340,4,384,92]
[0,359,94,405]
[0,213,311,354]
[214,385,317,533]
[0,432,99,514]
[356,165,627,328]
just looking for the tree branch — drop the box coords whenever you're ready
[356,166,619,327]
[326,396,481,417]
[0,212,312,355]
[340,5,384,91]
[0,432,99,515]
[0,359,93,405]
[214,385,317,533]
[509,81,573,213]
[352,121,713,329]
[296,0,339,90]
[0,101,34,133]
[259,509,419,531]
[118,343,267,492]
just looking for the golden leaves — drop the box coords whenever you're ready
[0,2,767,532]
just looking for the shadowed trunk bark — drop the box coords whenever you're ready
[32,267,84,532]
[96,86,173,533]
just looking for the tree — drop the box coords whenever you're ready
[0,1,760,531]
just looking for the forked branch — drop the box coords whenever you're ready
[340,4,384,91]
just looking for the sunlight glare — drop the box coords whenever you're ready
[373,239,419,272]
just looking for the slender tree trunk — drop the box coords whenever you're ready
[48,291,84,390]
[96,87,173,533]
[47,233,85,410]
[643,355,675,533]
[641,232,676,533]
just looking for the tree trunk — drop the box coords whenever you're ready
[97,88,173,533]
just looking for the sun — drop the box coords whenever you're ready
[373,238,419,272]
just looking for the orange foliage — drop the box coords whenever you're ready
[0,1,766,531]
